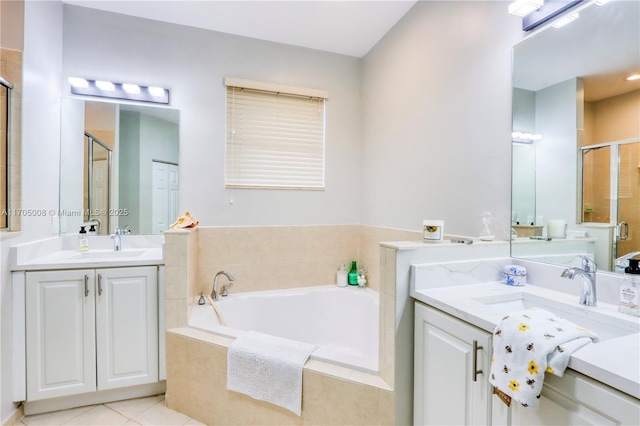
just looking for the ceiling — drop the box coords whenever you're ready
[63,0,417,58]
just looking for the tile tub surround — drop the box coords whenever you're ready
[165,328,394,426]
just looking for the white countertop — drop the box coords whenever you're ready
[411,281,640,399]
[9,236,164,271]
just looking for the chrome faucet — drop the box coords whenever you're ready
[211,271,235,301]
[110,227,122,251]
[561,255,597,307]
[614,251,640,274]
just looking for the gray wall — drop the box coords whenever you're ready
[361,1,522,240]
[0,1,63,421]
[62,4,363,227]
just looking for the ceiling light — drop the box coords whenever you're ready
[148,87,165,97]
[68,77,170,104]
[552,12,579,28]
[122,83,141,94]
[95,80,115,91]
[626,74,640,81]
[509,0,544,17]
[68,77,89,88]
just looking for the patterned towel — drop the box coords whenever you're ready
[489,308,599,408]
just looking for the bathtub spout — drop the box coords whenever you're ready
[212,271,235,301]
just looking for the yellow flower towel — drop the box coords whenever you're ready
[489,308,599,408]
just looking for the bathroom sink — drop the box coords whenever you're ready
[474,292,639,341]
[72,250,145,259]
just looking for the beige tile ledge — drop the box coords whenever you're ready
[167,327,392,391]
[163,227,197,235]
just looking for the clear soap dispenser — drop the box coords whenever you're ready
[336,264,347,287]
[79,226,89,251]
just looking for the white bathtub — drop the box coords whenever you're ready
[188,285,379,373]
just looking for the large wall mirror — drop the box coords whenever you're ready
[511,0,640,272]
[60,99,179,236]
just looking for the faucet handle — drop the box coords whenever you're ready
[578,255,597,273]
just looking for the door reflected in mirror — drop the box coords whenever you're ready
[511,0,640,271]
[60,99,179,236]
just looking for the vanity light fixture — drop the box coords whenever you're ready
[552,12,579,28]
[68,77,89,89]
[95,80,115,91]
[626,74,640,81]
[512,132,542,143]
[509,0,544,17]
[68,77,170,104]
[122,83,141,94]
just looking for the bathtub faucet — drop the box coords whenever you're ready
[212,271,235,301]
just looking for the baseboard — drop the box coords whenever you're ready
[23,382,166,416]
[2,404,23,426]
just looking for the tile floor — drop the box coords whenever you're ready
[19,395,203,426]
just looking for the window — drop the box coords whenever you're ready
[225,78,327,190]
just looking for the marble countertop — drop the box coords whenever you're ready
[411,281,640,399]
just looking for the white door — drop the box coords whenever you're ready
[26,270,96,401]
[152,162,179,234]
[168,163,179,227]
[414,303,492,426]
[95,266,158,390]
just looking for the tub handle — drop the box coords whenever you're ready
[472,340,483,382]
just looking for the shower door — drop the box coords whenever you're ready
[581,140,640,269]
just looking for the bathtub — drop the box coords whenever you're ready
[188,285,379,373]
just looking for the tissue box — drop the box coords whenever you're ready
[504,265,527,286]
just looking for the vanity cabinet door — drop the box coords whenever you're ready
[493,369,640,426]
[26,270,97,401]
[414,302,492,425]
[95,266,158,390]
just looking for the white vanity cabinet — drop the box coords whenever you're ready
[414,302,493,425]
[25,266,158,402]
[414,302,639,426]
[491,369,640,426]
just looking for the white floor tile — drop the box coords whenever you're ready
[62,405,129,425]
[131,401,191,426]
[22,406,93,426]
[105,395,165,419]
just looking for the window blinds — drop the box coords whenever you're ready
[225,80,326,189]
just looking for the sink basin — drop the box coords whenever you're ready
[72,250,145,259]
[474,292,639,341]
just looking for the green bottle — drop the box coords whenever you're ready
[348,261,358,285]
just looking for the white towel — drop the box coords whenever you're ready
[227,330,317,415]
[489,308,599,408]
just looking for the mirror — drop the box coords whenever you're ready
[60,99,179,235]
[511,0,640,271]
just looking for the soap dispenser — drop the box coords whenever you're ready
[79,226,89,251]
[336,264,347,287]
[619,257,640,316]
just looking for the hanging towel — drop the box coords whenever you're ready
[227,330,317,416]
[489,308,599,408]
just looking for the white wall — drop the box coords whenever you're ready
[361,1,523,240]
[61,4,363,227]
[0,1,63,422]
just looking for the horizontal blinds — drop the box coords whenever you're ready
[226,86,325,189]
